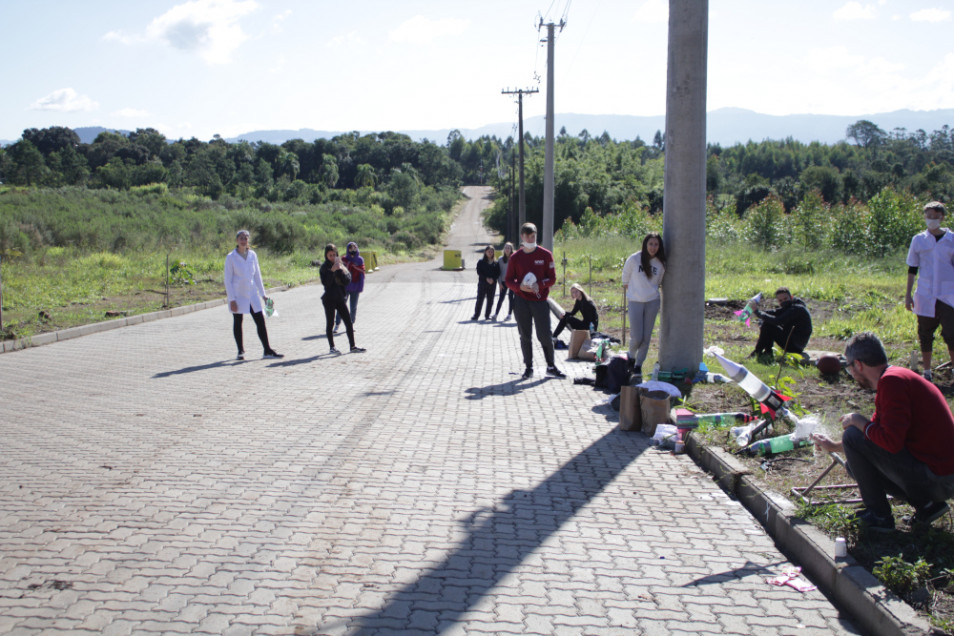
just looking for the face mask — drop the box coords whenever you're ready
[522,241,537,251]
[927,218,942,231]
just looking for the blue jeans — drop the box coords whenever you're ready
[842,426,954,517]
[335,291,360,328]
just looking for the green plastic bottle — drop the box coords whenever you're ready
[746,433,812,456]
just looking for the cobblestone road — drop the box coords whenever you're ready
[0,187,859,634]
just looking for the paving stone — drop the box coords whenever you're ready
[0,186,859,635]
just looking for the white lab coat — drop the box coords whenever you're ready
[907,228,954,317]
[224,248,266,314]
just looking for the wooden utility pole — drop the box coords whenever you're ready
[501,87,538,236]
[539,19,564,251]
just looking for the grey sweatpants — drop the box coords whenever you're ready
[628,298,660,366]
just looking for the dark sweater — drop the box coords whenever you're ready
[755,297,813,351]
[319,260,351,302]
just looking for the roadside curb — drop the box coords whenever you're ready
[687,434,932,636]
[1,287,287,354]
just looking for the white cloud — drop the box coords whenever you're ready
[833,2,877,20]
[145,0,258,65]
[910,8,952,22]
[270,9,291,34]
[633,0,667,24]
[327,31,365,48]
[113,108,150,119]
[388,16,468,45]
[30,88,99,112]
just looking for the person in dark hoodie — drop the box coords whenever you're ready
[335,241,366,333]
[472,245,500,321]
[552,283,599,342]
[751,287,813,360]
[320,243,366,355]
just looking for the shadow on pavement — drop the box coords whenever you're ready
[152,361,231,378]
[682,560,784,587]
[334,428,645,635]
[464,377,546,399]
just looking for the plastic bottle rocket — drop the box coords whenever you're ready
[735,292,763,326]
[711,351,787,415]
[696,412,756,426]
[744,433,813,456]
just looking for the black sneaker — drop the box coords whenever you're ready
[851,508,895,533]
[236,351,245,360]
[329,346,341,355]
[521,367,533,379]
[350,346,366,353]
[546,366,566,379]
[471,315,479,321]
[263,350,284,359]
[902,501,950,526]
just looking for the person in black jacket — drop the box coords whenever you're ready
[472,245,500,321]
[553,283,599,340]
[751,287,812,359]
[320,243,366,355]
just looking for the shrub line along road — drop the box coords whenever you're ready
[0,186,859,634]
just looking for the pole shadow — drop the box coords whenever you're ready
[324,428,646,634]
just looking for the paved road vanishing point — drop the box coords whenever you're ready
[0,186,859,634]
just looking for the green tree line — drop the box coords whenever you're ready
[484,120,954,239]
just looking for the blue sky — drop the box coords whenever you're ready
[3,0,953,142]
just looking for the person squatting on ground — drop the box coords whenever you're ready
[553,283,599,342]
[622,232,666,376]
[493,242,515,321]
[472,245,500,321]
[905,200,954,381]
[320,243,366,355]
[335,241,366,333]
[812,332,954,532]
[224,229,283,360]
[750,287,813,360]
[504,223,565,379]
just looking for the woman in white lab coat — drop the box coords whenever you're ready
[224,229,282,360]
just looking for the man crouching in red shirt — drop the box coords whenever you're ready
[813,331,954,531]
[504,223,565,379]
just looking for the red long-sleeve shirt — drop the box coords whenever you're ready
[866,366,954,476]
[504,246,556,301]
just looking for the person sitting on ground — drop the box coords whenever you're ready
[750,287,812,360]
[552,283,599,342]
[812,332,954,532]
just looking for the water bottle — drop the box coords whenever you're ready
[651,362,660,381]
[744,433,812,456]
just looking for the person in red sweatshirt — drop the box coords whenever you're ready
[504,223,565,379]
[813,331,954,531]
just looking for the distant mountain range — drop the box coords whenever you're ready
[6,108,954,148]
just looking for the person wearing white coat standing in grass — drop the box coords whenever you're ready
[224,229,283,360]
[622,232,666,378]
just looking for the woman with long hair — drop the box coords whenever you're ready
[224,229,283,360]
[621,232,666,376]
[552,283,599,341]
[493,242,514,321]
[472,245,500,321]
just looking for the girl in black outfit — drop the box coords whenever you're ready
[553,283,599,339]
[472,245,500,320]
[493,242,514,321]
[320,243,366,354]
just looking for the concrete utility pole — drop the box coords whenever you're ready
[659,0,708,377]
[540,19,564,251]
[501,87,538,236]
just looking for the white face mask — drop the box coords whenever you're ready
[927,218,942,231]
[522,241,537,251]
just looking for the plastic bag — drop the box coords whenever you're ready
[651,423,679,449]
[264,298,279,318]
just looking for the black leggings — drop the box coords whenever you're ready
[473,283,496,318]
[494,283,512,316]
[233,311,271,353]
[553,314,589,338]
[324,297,355,349]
